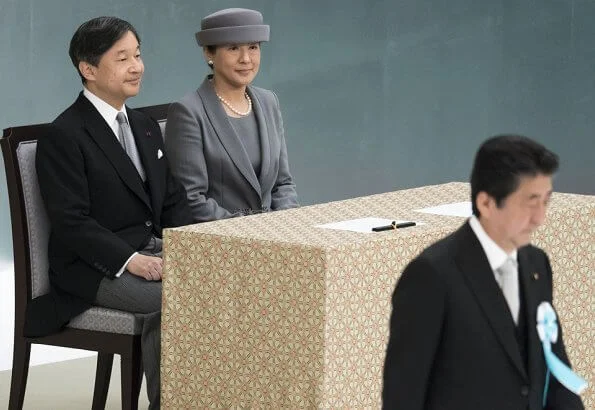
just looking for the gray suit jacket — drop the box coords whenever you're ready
[165,76,299,222]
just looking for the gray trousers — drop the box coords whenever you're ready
[94,236,163,410]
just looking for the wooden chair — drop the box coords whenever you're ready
[1,103,170,410]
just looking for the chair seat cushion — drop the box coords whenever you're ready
[67,306,143,335]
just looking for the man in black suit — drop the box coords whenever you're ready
[383,135,584,410]
[35,17,192,409]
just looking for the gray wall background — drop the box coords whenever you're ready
[1,0,594,263]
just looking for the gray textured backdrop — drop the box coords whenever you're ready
[1,0,594,263]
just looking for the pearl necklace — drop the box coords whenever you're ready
[215,91,252,116]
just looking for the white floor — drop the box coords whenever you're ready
[0,261,94,372]
[0,355,149,409]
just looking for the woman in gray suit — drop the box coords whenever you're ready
[165,8,299,222]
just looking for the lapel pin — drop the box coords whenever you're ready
[157,149,163,159]
[532,272,539,281]
[146,131,152,137]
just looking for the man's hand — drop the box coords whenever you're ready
[126,254,163,281]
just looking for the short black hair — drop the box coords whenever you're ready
[470,135,559,216]
[69,16,140,83]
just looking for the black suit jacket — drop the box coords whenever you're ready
[29,93,192,336]
[383,223,584,410]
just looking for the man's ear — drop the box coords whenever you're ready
[476,191,494,218]
[78,61,96,82]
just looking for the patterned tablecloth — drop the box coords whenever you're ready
[162,182,594,409]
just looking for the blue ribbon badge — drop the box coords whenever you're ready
[536,301,587,405]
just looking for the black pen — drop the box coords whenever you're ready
[395,221,416,229]
[372,221,416,232]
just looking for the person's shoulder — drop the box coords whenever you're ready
[168,89,206,116]
[405,225,465,280]
[421,228,460,261]
[248,85,278,105]
[404,235,450,276]
[52,98,84,126]
[249,84,273,97]
[400,242,452,290]
[46,98,88,140]
[178,88,203,104]
[37,101,85,154]
[520,243,549,264]
[125,106,164,139]
[521,243,546,255]
[127,105,152,122]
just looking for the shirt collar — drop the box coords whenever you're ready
[83,87,128,134]
[468,215,517,271]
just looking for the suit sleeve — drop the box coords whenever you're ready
[542,252,585,410]
[383,256,446,410]
[269,91,299,211]
[160,159,194,228]
[165,100,236,222]
[36,124,135,276]
[148,118,193,229]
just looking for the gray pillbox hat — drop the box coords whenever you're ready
[196,8,270,47]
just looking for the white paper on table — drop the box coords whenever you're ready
[315,217,419,234]
[414,201,472,218]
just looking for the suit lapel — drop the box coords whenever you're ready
[76,95,151,209]
[455,224,528,379]
[518,247,546,390]
[127,107,162,212]
[197,78,262,199]
[248,87,272,186]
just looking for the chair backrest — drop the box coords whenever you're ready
[0,103,171,330]
[14,139,50,299]
[136,103,170,138]
[1,123,48,330]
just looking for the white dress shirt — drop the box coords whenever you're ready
[83,87,129,139]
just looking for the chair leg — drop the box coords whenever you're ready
[91,353,114,410]
[120,345,142,410]
[8,338,31,410]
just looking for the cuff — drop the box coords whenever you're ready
[115,252,138,278]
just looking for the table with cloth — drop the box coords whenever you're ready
[161,182,594,409]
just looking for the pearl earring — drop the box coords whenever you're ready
[208,60,214,68]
